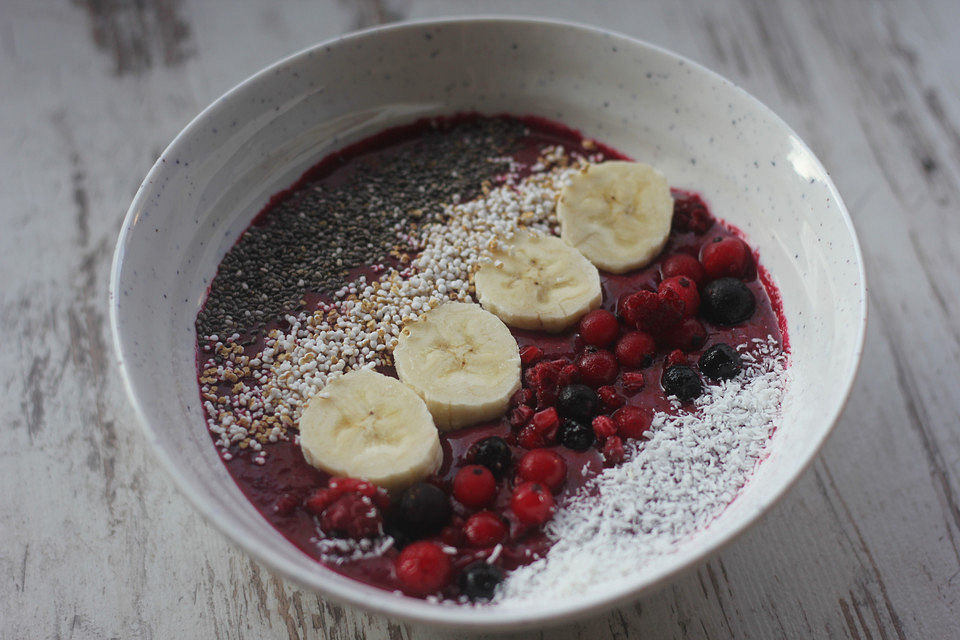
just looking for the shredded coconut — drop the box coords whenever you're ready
[494,337,787,604]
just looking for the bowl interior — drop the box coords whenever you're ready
[111,17,864,629]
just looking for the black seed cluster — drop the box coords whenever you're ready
[197,118,527,339]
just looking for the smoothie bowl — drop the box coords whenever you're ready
[109,17,865,630]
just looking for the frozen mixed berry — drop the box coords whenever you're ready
[517,449,567,492]
[559,363,580,386]
[661,253,705,285]
[658,276,700,317]
[509,387,534,407]
[558,419,595,452]
[621,371,646,393]
[592,415,618,440]
[519,344,544,365]
[518,407,560,449]
[524,361,564,408]
[468,436,513,479]
[578,309,620,347]
[319,493,382,540]
[395,541,452,595]
[510,482,556,526]
[612,405,653,439]
[597,385,625,410]
[459,561,504,602]
[701,277,756,325]
[661,365,703,401]
[619,289,684,335]
[556,384,599,421]
[398,482,451,537]
[601,436,626,466]
[665,317,707,352]
[699,343,743,380]
[577,349,619,387]
[700,236,752,280]
[614,331,656,368]
[509,404,534,428]
[672,191,712,233]
[453,465,498,509]
[463,511,507,547]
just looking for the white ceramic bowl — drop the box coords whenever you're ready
[110,17,866,631]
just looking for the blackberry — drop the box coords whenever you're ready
[701,277,755,326]
[556,384,599,421]
[458,562,504,601]
[468,436,512,479]
[558,419,595,452]
[698,343,742,380]
[661,365,703,401]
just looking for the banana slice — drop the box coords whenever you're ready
[557,161,674,273]
[393,302,521,431]
[298,369,441,493]
[474,229,602,332]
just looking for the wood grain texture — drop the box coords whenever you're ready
[2,0,960,637]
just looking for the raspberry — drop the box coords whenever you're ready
[509,404,534,428]
[658,276,700,317]
[672,192,713,234]
[614,331,656,369]
[559,364,580,386]
[519,344,544,366]
[700,236,752,280]
[517,449,567,492]
[613,405,653,439]
[665,318,707,352]
[576,349,619,387]
[319,493,382,539]
[602,436,626,466]
[452,465,498,509]
[621,371,645,393]
[578,309,620,347]
[619,290,683,336]
[591,415,617,440]
[304,488,339,515]
[273,492,300,516]
[661,253,705,285]
[312,477,391,509]
[524,361,563,409]
[509,387,534,407]
[463,511,508,547]
[597,385,626,410]
[510,482,556,526]
[666,349,687,367]
[395,541,452,595]
[518,407,560,449]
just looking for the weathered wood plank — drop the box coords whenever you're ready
[3,0,960,638]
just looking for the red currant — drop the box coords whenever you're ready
[658,276,700,317]
[661,253,705,285]
[613,405,653,439]
[700,236,752,280]
[463,511,508,547]
[577,349,619,387]
[578,309,620,347]
[614,331,656,368]
[395,541,452,595]
[510,482,556,526]
[452,465,497,509]
[517,449,567,492]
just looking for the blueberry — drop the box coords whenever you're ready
[397,482,450,538]
[468,436,512,479]
[698,343,742,380]
[558,419,595,452]
[701,277,755,325]
[661,365,703,401]
[556,384,599,421]
[459,561,504,601]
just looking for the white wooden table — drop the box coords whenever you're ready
[4,1,960,637]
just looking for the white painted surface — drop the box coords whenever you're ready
[3,1,959,638]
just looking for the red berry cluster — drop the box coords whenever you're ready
[302,477,391,540]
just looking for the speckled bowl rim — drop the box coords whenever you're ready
[110,15,867,631]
